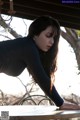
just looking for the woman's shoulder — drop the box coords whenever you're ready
[23,36,40,57]
[23,36,37,49]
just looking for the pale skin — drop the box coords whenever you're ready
[33,26,56,52]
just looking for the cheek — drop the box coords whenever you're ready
[38,36,45,44]
[37,35,47,47]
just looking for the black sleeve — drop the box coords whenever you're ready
[24,44,64,107]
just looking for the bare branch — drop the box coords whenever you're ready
[0,15,22,38]
[0,33,11,40]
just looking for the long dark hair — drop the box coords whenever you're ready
[28,15,60,83]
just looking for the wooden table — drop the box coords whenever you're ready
[0,105,80,120]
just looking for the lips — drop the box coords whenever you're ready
[47,46,51,50]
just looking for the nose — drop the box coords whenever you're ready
[50,38,54,45]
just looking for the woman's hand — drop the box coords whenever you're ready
[59,102,80,110]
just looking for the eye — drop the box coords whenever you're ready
[46,33,53,38]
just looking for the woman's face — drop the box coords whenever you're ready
[33,26,57,52]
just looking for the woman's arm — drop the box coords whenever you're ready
[24,43,64,107]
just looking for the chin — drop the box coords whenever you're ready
[40,48,49,52]
[43,49,49,52]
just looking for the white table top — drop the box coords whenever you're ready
[0,105,80,120]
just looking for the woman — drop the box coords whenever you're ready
[0,15,80,109]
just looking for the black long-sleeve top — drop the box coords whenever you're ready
[0,36,64,106]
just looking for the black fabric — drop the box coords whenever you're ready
[0,36,64,106]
